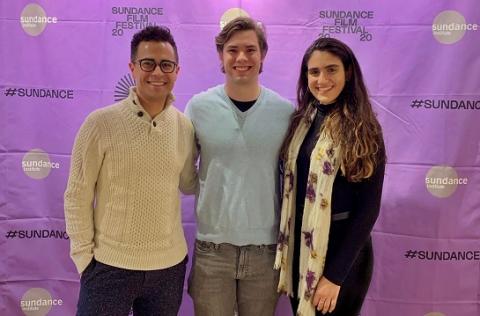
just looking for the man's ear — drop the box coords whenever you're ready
[218,52,225,73]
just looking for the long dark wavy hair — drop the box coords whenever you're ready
[280,37,385,182]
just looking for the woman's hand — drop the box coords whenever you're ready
[312,276,340,314]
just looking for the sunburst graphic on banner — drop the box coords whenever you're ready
[114,74,135,101]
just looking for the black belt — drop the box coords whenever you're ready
[332,211,350,221]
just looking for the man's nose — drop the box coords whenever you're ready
[236,51,248,61]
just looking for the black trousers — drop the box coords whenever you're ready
[77,257,187,316]
[290,244,373,316]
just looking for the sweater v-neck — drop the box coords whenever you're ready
[222,85,264,127]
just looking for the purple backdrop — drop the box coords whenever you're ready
[1,1,479,315]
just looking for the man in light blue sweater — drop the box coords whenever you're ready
[185,17,293,316]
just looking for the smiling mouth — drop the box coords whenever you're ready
[316,86,334,93]
[148,81,167,86]
[234,66,252,71]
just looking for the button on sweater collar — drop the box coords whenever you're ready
[126,87,175,121]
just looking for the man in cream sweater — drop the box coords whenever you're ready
[64,26,196,316]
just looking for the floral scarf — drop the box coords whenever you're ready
[274,104,341,316]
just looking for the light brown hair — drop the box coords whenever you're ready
[215,16,268,73]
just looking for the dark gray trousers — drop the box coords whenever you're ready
[77,257,187,316]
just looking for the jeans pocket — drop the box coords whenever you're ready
[80,258,97,285]
[83,258,96,274]
[195,240,214,253]
[267,244,277,253]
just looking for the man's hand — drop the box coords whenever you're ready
[312,276,340,314]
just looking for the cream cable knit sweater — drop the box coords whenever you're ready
[64,88,197,273]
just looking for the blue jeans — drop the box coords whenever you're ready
[77,257,187,316]
[188,240,280,316]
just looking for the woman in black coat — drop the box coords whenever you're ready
[275,37,386,316]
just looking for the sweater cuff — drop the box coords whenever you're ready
[72,252,94,274]
[322,269,345,286]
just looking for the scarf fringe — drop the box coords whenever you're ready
[297,297,316,316]
[274,252,282,269]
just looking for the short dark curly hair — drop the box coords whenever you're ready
[130,26,178,62]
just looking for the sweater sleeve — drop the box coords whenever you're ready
[184,98,194,121]
[64,113,105,274]
[323,146,386,286]
[179,118,198,195]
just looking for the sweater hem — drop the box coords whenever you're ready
[93,241,188,271]
[197,224,278,246]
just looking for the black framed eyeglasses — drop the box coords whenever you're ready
[135,58,177,73]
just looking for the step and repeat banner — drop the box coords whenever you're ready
[1,1,479,315]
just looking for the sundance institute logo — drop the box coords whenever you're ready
[425,166,467,198]
[22,149,60,180]
[220,8,250,30]
[432,10,478,44]
[20,288,63,316]
[20,3,58,36]
[114,74,135,101]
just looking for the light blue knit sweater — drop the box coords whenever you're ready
[185,85,294,245]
